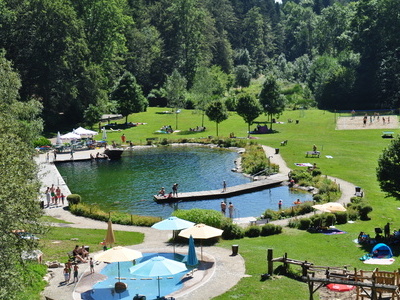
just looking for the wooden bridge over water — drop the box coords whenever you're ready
[154,174,288,202]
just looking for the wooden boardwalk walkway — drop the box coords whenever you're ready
[154,174,288,202]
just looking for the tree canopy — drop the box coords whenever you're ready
[377,137,400,199]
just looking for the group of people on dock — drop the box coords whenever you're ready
[157,183,179,198]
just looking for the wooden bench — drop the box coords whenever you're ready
[306,151,320,158]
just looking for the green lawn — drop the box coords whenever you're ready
[39,227,144,262]
[67,108,400,299]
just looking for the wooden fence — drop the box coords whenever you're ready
[266,248,400,300]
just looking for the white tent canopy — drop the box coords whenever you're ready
[73,127,98,137]
[60,132,81,140]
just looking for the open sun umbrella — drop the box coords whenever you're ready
[152,216,195,253]
[104,219,116,247]
[312,202,347,213]
[179,224,223,260]
[129,256,187,298]
[95,246,142,289]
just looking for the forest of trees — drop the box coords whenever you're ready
[1,0,400,130]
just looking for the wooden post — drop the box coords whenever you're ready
[283,252,288,274]
[308,275,314,300]
[267,248,273,275]
[302,261,308,277]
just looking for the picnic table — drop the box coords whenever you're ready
[306,151,320,158]
[382,131,394,138]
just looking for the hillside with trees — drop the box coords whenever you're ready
[1,0,400,131]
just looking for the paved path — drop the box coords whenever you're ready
[37,149,245,300]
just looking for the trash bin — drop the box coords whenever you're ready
[231,244,239,256]
[275,148,280,154]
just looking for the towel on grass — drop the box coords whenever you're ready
[363,258,395,265]
[321,228,346,235]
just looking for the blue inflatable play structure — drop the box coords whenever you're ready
[371,243,393,258]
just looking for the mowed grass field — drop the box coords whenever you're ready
[89,108,400,299]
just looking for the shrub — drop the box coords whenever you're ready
[334,211,348,224]
[244,226,261,238]
[347,208,359,221]
[323,213,336,227]
[350,196,363,204]
[298,218,311,230]
[288,218,300,228]
[310,215,323,227]
[311,169,322,177]
[262,209,279,221]
[260,224,282,236]
[33,136,52,148]
[172,209,226,228]
[358,204,373,220]
[222,223,245,240]
[67,194,81,205]
[69,203,161,226]
[313,194,323,202]
[160,138,169,145]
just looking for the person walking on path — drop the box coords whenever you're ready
[90,258,94,274]
[222,180,227,192]
[220,201,227,215]
[73,264,79,283]
[172,183,178,197]
[228,202,234,218]
[63,265,70,284]
[45,187,51,208]
[121,134,126,143]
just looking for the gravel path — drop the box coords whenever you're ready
[38,144,356,300]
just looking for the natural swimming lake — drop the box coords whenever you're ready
[56,146,313,218]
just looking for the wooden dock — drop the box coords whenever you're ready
[154,174,288,202]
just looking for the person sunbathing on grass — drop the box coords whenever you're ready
[73,245,87,263]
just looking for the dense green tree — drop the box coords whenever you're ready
[242,7,274,73]
[313,3,353,56]
[0,50,45,300]
[164,0,215,87]
[0,0,93,130]
[205,100,229,136]
[125,25,163,94]
[377,136,400,199]
[72,0,133,77]
[234,65,251,88]
[110,71,148,123]
[190,66,216,127]
[282,0,317,61]
[164,69,187,129]
[236,92,262,134]
[258,74,285,129]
